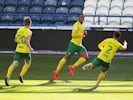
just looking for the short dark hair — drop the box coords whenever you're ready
[113,31,121,39]
[24,16,31,26]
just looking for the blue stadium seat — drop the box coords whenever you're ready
[57,0,71,7]
[14,15,24,25]
[5,0,18,7]
[1,15,14,24]
[71,0,84,8]
[30,6,43,14]
[17,6,29,14]
[0,5,3,13]
[56,7,69,14]
[44,0,57,7]
[68,15,78,24]
[31,15,40,24]
[54,15,67,24]
[3,6,16,13]
[31,0,44,7]
[18,0,30,7]
[69,7,82,14]
[41,15,54,24]
[0,0,5,6]
[43,6,56,14]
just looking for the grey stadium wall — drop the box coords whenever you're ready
[0,29,132,52]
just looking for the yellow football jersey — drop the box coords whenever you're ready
[97,38,126,63]
[70,21,85,46]
[15,27,32,53]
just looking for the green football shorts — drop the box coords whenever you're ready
[92,57,110,71]
[66,42,87,56]
[13,52,31,61]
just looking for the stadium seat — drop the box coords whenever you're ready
[17,6,29,14]
[40,15,54,24]
[97,0,110,9]
[30,6,43,14]
[69,7,82,14]
[4,0,18,7]
[122,7,133,16]
[71,0,84,8]
[44,0,57,7]
[18,0,31,7]
[3,6,16,13]
[121,17,133,27]
[57,0,70,8]
[83,6,96,15]
[124,0,133,9]
[108,17,121,25]
[94,17,107,25]
[31,0,44,7]
[54,15,67,24]
[84,0,97,9]
[43,6,56,14]
[109,7,122,16]
[31,15,40,24]
[56,7,68,14]
[0,0,5,6]
[110,0,123,9]
[0,5,3,13]
[68,15,78,24]
[96,6,109,15]
[14,15,24,24]
[1,15,14,24]
[83,16,94,26]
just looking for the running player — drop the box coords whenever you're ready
[53,13,88,80]
[82,31,127,89]
[5,16,33,86]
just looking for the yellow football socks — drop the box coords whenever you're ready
[97,71,106,84]
[73,57,86,68]
[55,57,67,73]
[20,64,30,77]
[6,65,15,79]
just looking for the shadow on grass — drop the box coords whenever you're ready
[0,80,133,93]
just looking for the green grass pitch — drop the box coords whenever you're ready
[0,54,133,100]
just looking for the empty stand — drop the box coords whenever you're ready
[68,15,78,24]
[83,6,96,15]
[110,0,123,9]
[96,6,109,15]
[3,6,16,13]
[43,6,56,14]
[17,6,29,14]
[56,7,68,14]
[44,0,57,7]
[30,6,43,14]
[54,15,67,24]
[121,17,133,27]
[18,0,31,7]
[57,0,70,8]
[69,7,82,14]
[83,16,94,26]
[1,15,14,24]
[14,15,24,24]
[84,0,97,9]
[94,17,107,25]
[40,16,54,24]
[109,7,122,16]
[122,7,133,16]
[71,0,84,8]
[31,15,40,24]
[31,0,44,7]
[108,17,121,25]
[5,0,18,7]
[0,0,5,6]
